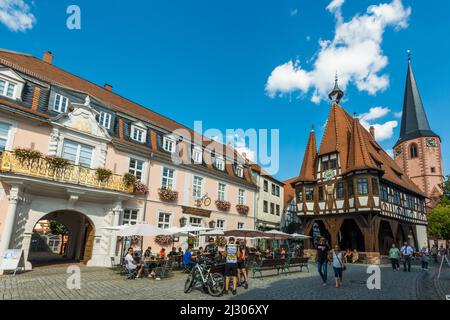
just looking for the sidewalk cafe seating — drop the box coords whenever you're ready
[153,259,175,279]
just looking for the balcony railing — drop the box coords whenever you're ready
[0,151,133,193]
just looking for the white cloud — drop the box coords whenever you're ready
[358,106,398,141]
[266,0,411,103]
[386,149,394,158]
[394,111,402,118]
[226,133,256,162]
[290,8,299,17]
[0,0,36,32]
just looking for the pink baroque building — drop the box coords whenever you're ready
[0,50,256,272]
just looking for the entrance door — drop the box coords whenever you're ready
[82,224,95,264]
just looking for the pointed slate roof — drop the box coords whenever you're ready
[298,129,317,181]
[396,59,439,145]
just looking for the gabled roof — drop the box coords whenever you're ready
[346,117,379,173]
[298,129,317,181]
[396,60,439,145]
[283,176,298,208]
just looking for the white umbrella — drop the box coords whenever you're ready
[264,229,292,240]
[100,225,129,231]
[224,228,266,238]
[200,229,225,236]
[166,226,211,237]
[290,233,311,239]
[114,223,171,237]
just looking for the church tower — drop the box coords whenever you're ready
[393,53,444,209]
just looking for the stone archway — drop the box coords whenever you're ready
[339,219,365,252]
[27,210,95,267]
[378,220,394,255]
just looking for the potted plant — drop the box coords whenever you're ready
[215,200,231,211]
[236,204,249,215]
[45,156,70,174]
[155,235,173,246]
[134,181,149,194]
[13,148,42,165]
[123,173,137,188]
[158,187,178,201]
[95,168,113,183]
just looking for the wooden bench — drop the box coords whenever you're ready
[251,259,285,279]
[280,257,309,274]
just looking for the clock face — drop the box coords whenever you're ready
[426,138,436,148]
[395,147,402,156]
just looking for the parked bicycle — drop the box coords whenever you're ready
[184,257,225,296]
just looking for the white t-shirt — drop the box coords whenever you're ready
[332,251,344,269]
[125,253,137,270]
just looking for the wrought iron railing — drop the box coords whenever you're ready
[0,151,133,193]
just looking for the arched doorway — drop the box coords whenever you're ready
[28,210,95,267]
[378,221,394,255]
[338,219,364,252]
[310,220,331,247]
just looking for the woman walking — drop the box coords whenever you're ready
[332,245,345,288]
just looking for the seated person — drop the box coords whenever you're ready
[125,247,144,278]
[280,247,286,260]
[351,249,359,263]
[183,247,197,268]
[205,238,218,257]
[144,247,152,258]
[344,249,352,263]
[159,248,166,259]
[167,247,178,258]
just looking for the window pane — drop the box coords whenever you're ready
[0,80,5,94]
[6,83,15,97]
[79,145,93,167]
[62,140,78,164]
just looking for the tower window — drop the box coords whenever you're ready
[431,167,436,173]
[409,143,418,159]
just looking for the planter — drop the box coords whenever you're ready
[45,156,70,173]
[95,168,112,183]
[155,235,173,246]
[134,182,149,195]
[123,173,137,188]
[215,200,231,211]
[13,148,42,165]
[236,204,249,215]
[158,187,178,201]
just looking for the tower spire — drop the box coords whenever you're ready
[328,71,344,103]
[396,53,438,144]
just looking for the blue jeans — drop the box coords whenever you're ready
[317,260,328,283]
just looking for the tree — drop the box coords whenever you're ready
[285,221,300,234]
[49,221,68,255]
[438,175,450,205]
[428,205,450,240]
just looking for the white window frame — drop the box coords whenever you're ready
[161,167,175,190]
[0,78,17,99]
[192,175,204,199]
[131,125,146,143]
[216,219,225,230]
[163,136,175,152]
[218,182,227,201]
[189,216,203,247]
[192,146,202,164]
[0,117,16,152]
[129,157,144,181]
[122,209,140,225]
[237,222,244,229]
[98,111,112,129]
[238,188,245,205]
[236,165,244,178]
[61,139,94,168]
[53,93,69,113]
[157,211,172,229]
[215,157,225,171]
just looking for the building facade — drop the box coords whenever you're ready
[393,58,444,209]
[291,79,428,256]
[0,49,256,272]
[250,164,284,231]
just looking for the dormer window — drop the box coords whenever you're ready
[98,111,112,129]
[0,79,16,98]
[131,125,146,143]
[163,136,175,152]
[192,147,202,164]
[215,157,225,171]
[236,165,244,178]
[53,94,69,113]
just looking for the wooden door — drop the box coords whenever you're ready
[82,224,94,264]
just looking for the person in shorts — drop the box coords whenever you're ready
[224,237,240,295]
[237,240,248,289]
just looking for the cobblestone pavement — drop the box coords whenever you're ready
[0,261,447,300]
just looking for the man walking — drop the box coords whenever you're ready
[316,237,330,286]
[400,241,414,272]
[224,237,240,295]
[389,243,400,271]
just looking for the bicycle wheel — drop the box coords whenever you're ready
[207,272,225,297]
[184,270,196,293]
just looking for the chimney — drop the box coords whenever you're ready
[104,84,113,91]
[43,51,53,64]
[369,126,375,138]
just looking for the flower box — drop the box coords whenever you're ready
[236,204,249,215]
[215,200,231,211]
[158,187,178,201]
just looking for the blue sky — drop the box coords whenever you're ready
[1,0,449,181]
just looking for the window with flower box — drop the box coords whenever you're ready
[192,176,203,199]
[158,212,171,229]
[238,189,245,205]
[218,182,226,201]
[161,167,175,189]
